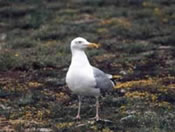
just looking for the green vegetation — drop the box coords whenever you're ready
[0,0,175,131]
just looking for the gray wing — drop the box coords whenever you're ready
[92,67,113,92]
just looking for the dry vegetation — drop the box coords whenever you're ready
[0,0,175,131]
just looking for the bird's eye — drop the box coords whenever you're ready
[78,41,82,44]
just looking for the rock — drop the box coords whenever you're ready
[0,33,7,41]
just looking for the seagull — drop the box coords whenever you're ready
[66,37,114,121]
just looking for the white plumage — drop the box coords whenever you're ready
[66,37,113,121]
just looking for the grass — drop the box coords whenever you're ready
[0,0,175,131]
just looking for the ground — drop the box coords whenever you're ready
[0,0,175,131]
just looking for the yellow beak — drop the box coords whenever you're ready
[87,43,100,48]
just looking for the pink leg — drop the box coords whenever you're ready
[95,96,100,121]
[75,96,81,119]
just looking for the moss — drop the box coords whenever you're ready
[114,78,155,89]
[0,0,175,131]
[55,122,74,129]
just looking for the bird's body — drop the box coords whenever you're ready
[66,37,113,120]
[66,59,100,96]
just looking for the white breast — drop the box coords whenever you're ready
[66,65,100,96]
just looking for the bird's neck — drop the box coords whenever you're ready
[71,49,91,67]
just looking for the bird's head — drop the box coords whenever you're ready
[71,37,100,50]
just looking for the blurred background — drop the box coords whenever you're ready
[0,0,175,131]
